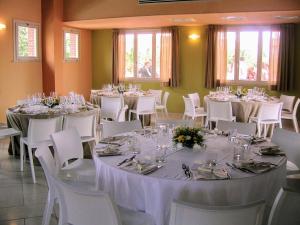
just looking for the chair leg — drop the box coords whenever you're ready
[182,114,186,120]
[129,112,131,121]
[165,108,168,117]
[42,191,55,225]
[263,124,267,139]
[270,124,275,138]
[142,115,145,128]
[28,146,36,183]
[11,136,15,156]
[293,117,299,133]
[279,121,282,128]
[20,139,24,171]
[257,123,261,138]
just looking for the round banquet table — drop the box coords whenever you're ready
[6,105,99,156]
[204,96,280,122]
[94,134,286,225]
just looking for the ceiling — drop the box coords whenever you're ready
[64,11,300,30]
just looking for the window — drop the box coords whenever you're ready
[124,30,161,80]
[14,20,40,61]
[224,28,280,84]
[64,30,79,61]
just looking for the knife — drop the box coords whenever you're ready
[117,155,136,166]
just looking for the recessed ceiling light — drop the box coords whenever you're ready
[274,15,299,20]
[222,16,246,21]
[172,18,196,23]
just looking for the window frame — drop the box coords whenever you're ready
[63,29,80,62]
[14,20,41,62]
[124,29,161,82]
[225,25,280,86]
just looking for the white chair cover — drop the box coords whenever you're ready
[280,94,295,113]
[217,120,256,136]
[169,200,265,225]
[102,120,142,138]
[268,188,300,225]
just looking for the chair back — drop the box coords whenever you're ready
[102,120,142,138]
[28,117,63,144]
[271,128,300,170]
[52,176,122,225]
[183,96,195,116]
[149,89,162,105]
[169,200,265,225]
[156,119,194,128]
[162,91,170,107]
[51,128,84,168]
[217,120,256,136]
[207,100,233,121]
[280,94,295,113]
[268,188,300,225]
[188,93,200,108]
[35,143,57,195]
[136,96,156,114]
[292,98,300,116]
[101,96,123,121]
[257,103,283,122]
[63,115,96,138]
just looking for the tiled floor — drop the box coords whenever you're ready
[0,140,58,225]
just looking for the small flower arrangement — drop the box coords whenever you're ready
[173,127,205,148]
[41,97,59,108]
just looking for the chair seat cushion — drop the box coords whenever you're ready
[21,137,53,148]
[250,117,280,124]
[155,104,165,109]
[281,112,293,119]
[119,206,156,225]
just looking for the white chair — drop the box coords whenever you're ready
[271,128,300,173]
[155,91,170,117]
[188,93,202,109]
[35,143,58,225]
[217,120,256,136]
[102,120,142,138]
[169,200,265,225]
[129,96,156,127]
[267,188,300,225]
[280,94,295,113]
[100,96,125,121]
[51,128,96,184]
[281,98,300,133]
[52,176,156,225]
[63,114,97,145]
[249,103,283,138]
[182,96,207,125]
[206,100,236,129]
[20,117,63,183]
[149,89,162,105]
[0,128,21,156]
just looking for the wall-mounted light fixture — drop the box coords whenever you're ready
[0,23,6,30]
[189,34,200,40]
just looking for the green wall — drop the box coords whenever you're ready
[92,25,300,113]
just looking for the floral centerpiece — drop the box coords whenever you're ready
[41,97,59,108]
[233,86,248,98]
[173,127,205,148]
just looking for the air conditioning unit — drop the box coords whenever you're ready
[139,0,204,4]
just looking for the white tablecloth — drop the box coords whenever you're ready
[94,135,286,225]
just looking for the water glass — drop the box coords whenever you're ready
[233,146,244,161]
[127,136,141,154]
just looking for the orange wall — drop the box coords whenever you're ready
[60,29,92,98]
[64,0,300,21]
[0,0,43,123]
[42,0,92,99]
